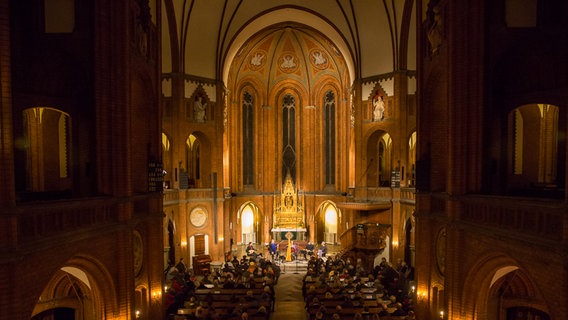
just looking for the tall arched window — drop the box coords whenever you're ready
[186,134,200,188]
[324,90,336,185]
[378,133,393,187]
[282,94,297,183]
[242,91,254,186]
[408,132,417,187]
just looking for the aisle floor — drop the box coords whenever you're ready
[270,271,307,320]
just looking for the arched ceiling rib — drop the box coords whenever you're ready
[162,0,416,84]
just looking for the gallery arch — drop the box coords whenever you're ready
[315,201,340,245]
[31,257,118,320]
[186,132,212,188]
[238,202,260,245]
[508,104,563,198]
[366,130,394,187]
[21,107,71,195]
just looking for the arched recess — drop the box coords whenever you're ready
[188,85,212,122]
[315,201,340,245]
[238,202,261,245]
[32,255,118,320]
[403,215,415,268]
[407,131,417,187]
[162,132,172,189]
[506,104,564,198]
[186,132,212,188]
[22,107,71,195]
[366,130,393,187]
[461,253,549,320]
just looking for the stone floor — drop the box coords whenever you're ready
[271,261,308,320]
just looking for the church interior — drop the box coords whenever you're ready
[1,0,567,319]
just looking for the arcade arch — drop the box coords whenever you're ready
[238,202,261,245]
[32,256,118,320]
[366,131,394,187]
[315,201,340,245]
[462,254,550,320]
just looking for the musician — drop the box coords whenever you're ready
[175,258,187,274]
[246,242,256,258]
[269,239,278,262]
[319,241,328,258]
[291,241,299,260]
[304,241,315,259]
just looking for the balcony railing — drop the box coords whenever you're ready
[1,195,161,246]
[460,195,565,242]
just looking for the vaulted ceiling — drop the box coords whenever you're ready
[161,0,417,85]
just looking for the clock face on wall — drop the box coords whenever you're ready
[190,208,208,228]
[133,231,143,277]
[436,228,447,276]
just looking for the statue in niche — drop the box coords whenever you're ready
[427,2,444,55]
[372,91,385,121]
[194,95,207,123]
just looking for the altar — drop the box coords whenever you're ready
[271,173,306,241]
[271,228,307,242]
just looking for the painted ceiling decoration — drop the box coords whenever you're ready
[229,26,347,93]
[161,0,417,97]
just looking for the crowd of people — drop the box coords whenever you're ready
[303,255,415,319]
[164,253,280,319]
[165,242,414,319]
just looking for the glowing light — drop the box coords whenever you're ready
[325,210,337,224]
[417,290,428,302]
[242,210,254,228]
[152,290,162,300]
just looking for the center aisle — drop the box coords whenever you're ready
[270,263,307,320]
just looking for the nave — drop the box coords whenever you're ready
[168,248,414,320]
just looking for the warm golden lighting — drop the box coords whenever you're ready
[417,290,428,302]
[242,210,254,228]
[392,240,399,248]
[325,210,337,224]
[180,240,187,247]
[152,290,162,300]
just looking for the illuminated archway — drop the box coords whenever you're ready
[238,202,260,245]
[316,201,340,245]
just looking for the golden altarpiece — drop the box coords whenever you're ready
[271,173,306,241]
